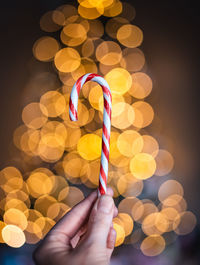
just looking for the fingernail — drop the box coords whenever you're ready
[97,195,113,214]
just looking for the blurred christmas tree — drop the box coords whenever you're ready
[0,0,196,257]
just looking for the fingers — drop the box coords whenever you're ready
[107,227,116,249]
[48,186,117,242]
[106,187,118,218]
[85,195,114,247]
[50,190,98,239]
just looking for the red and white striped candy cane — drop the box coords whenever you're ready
[69,73,112,196]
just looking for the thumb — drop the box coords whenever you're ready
[85,195,114,247]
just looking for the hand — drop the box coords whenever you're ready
[33,188,118,265]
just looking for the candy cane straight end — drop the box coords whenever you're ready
[69,73,112,196]
[69,98,78,121]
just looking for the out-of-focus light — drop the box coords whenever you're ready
[65,127,82,150]
[47,202,70,222]
[103,0,122,17]
[52,10,65,26]
[113,222,125,247]
[4,199,28,213]
[117,173,143,197]
[40,91,66,117]
[59,186,84,207]
[27,171,55,198]
[54,47,81,73]
[118,197,142,219]
[2,225,26,248]
[38,133,65,162]
[120,2,136,21]
[0,221,6,243]
[56,4,78,22]
[117,130,143,157]
[155,149,174,176]
[111,102,135,129]
[105,68,132,95]
[96,41,122,65]
[87,20,104,38]
[132,101,154,128]
[40,11,62,32]
[140,235,165,256]
[61,23,87,46]
[33,37,60,62]
[130,153,156,180]
[78,4,103,19]
[22,102,48,129]
[117,24,143,48]
[3,208,28,231]
[35,217,56,238]
[34,195,57,217]
[141,135,159,158]
[142,212,169,235]
[72,58,98,80]
[173,211,197,235]
[158,180,184,203]
[105,17,129,39]
[134,200,158,223]
[117,213,134,236]
[120,48,145,72]
[82,38,95,57]
[0,167,23,192]
[77,134,101,160]
[129,72,152,99]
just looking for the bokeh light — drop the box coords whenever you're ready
[0,0,196,258]
[130,153,156,180]
[117,24,143,48]
[33,37,60,62]
[2,225,26,248]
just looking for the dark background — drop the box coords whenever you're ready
[0,0,200,263]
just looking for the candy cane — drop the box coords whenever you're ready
[69,73,112,196]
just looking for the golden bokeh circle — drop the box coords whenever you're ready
[54,47,81,73]
[105,68,132,95]
[141,235,165,256]
[33,37,60,62]
[130,153,156,180]
[117,24,143,48]
[2,225,26,248]
[77,134,101,160]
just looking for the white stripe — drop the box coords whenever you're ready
[69,108,77,121]
[103,110,111,135]
[92,76,111,92]
[104,93,112,110]
[101,150,108,180]
[99,172,107,192]
[81,73,91,87]
[71,83,79,113]
[102,132,110,153]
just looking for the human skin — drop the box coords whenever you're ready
[33,188,118,265]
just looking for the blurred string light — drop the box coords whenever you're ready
[0,0,197,257]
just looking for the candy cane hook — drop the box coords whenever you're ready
[69,73,112,196]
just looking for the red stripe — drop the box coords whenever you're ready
[100,165,107,188]
[86,73,97,82]
[102,85,112,100]
[102,139,109,161]
[104,98,112,120]
[103,125,110,145]
[99,182,106,195]
[76,76,84,95]
[69,98,78,120]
